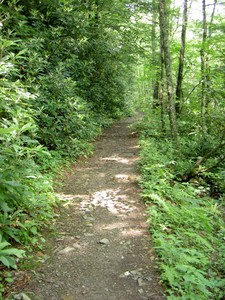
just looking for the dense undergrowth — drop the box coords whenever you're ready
[138,111,225,300]
[0,0,135,297]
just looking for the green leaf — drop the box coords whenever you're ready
[4,180,21,187]
[20,123,36,133]
[0,201,12,213]
[5,277,13,283]
[0,248,25,258]
[0,256,11,268]
[0,241,10,250]
[0,127,16,135]
[0,256,17,269]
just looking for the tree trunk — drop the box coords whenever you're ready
[200,0,208,134]
[158,0,178,139]
[159,51,166,133]
[159,12,166,133]
[175,0,188,115]
[152,0,160,107]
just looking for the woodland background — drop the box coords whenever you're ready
[0,0,224,299]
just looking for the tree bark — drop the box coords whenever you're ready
[159,51,166,133]
[158,0,178,139]
[159,13,166,133]
[152,0,160,107]
[175,0,188,115]
[200,0,208,134]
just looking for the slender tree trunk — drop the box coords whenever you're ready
[159,48,166,133]
[152,0,160,107]
[200,0,217,132]
[175,0,188,115]
[207,0,217,108]
[208,0,217,38]
[159,10,166,133]
[158,0,178,139]
[200,0,208,134]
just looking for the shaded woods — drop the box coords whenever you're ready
[0,0,225,299]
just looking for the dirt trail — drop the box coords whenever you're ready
[22,116,165,300]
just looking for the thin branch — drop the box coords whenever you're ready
[194,142,225,167]
[185,81,202,102]
[208,0,217,37]
[204,155,225,172]
[183,130,225,181]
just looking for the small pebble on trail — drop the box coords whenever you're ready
[98,238,110,245]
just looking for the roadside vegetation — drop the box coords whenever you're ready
[0,0,135,297]
[135,0,225,298]
[138,110,225,299]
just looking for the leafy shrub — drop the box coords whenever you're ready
[139,137,225,299]
[0,1,135,296]
[0,236,25,270]
[0,235,25,299]
[31,71,101,156]
[0,36,56,254]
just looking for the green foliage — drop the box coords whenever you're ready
[1,0,135,155]
[134,1,225,298]
[139,128,225,299]
[0,35,56,243]
[0,0,136,296]
[0,13,57,298]
[32,71,100,155]
[0,235,25,269]
[0,235,25,298]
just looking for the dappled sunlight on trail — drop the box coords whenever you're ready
[57,180,138,214]
[89,188,133,214]
[100,155,133,165]
[24,117,165,300]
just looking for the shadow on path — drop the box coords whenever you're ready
[22,116,166,300]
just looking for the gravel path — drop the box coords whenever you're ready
[20,116,166,300]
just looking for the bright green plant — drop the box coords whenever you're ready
[138,115,225,299]
[0,238,25,270]
[0,27,56,260]
[0,236,25,299]
[31,70,100,155]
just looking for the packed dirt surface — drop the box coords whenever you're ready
[18,116,166,300]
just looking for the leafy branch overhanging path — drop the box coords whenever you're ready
[24,117,165,300]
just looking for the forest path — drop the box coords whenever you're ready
[23,116,165,300]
